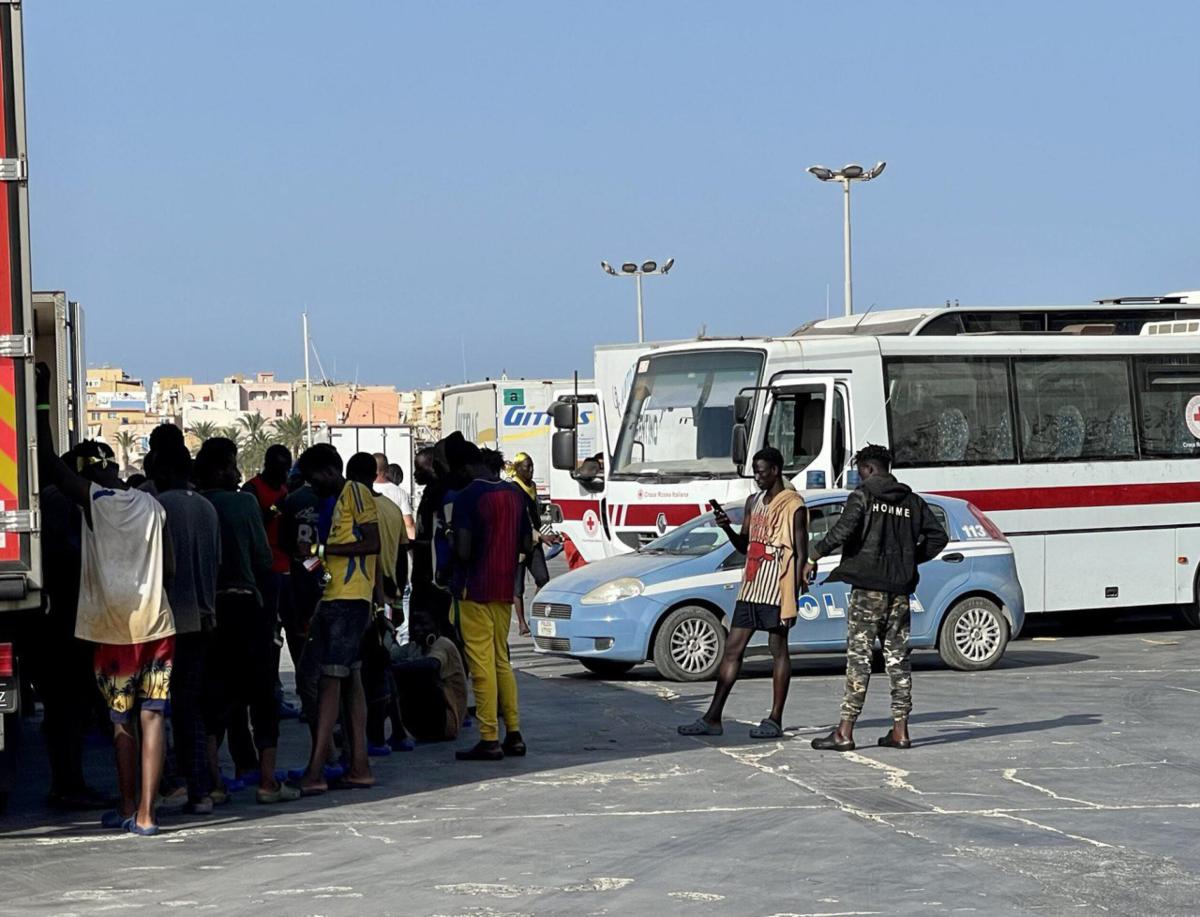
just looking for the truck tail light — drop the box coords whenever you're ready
[0,643,12,678]
[967,503,1007,543]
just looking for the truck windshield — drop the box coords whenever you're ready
[612,350,764,477]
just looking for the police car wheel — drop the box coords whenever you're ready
[653,606,725,682]
[580,659,636,678]
[938,597,1008,671]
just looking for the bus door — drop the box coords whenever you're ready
[758,375,851,490]
[548,388,611,562]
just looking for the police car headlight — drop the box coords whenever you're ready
[581,577,644,605]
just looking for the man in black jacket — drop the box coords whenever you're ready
[803,444,948,751]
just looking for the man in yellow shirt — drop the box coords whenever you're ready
[295,445,380,794]
[347,452,409,755]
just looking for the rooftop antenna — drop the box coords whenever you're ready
[850,300,879,334]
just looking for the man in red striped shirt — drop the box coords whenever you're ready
[447,441,532,762]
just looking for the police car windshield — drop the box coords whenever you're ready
[641,507,745,555]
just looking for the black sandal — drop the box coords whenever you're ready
[877,733,912,749]
[502,732,527,757]
[810,731,855,752]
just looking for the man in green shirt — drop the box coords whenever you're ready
[196,438,299,805]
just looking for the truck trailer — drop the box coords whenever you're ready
[441,379,572,496]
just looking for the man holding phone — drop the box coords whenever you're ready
[678,447,808,740]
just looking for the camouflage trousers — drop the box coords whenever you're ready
[840,589,912,722]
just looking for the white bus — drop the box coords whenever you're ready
[552,316,1200,625]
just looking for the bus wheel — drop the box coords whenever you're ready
[653,606,724,682]
[580,659,636,678]
[1177,599,1200,630]
[938,597,1009,671]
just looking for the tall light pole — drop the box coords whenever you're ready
[807,161,886,316]
[600,258,674,343]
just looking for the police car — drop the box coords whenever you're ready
[530,491,1024,681]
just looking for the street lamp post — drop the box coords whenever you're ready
[600,258,675,343]
[806,161,886,316]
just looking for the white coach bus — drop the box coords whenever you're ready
[555,325,1200,624]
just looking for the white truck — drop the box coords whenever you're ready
[441,379,571,496]
[546,340,684,563]
[320,423,417,501]
[0,4,92,805]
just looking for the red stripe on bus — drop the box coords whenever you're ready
[934,482,1200,512]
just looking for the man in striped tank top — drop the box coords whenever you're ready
[679,447,809,740]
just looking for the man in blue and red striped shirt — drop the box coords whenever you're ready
[446,439,532,761]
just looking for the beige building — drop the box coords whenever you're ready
[294,381,401,427]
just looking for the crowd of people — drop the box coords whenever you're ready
[24,352,952,838]
[29,363,544,835]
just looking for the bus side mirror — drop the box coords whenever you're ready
[734,394,753,424]
[731,423,748,471]
[552,430,577,470]
[550,401,576,430]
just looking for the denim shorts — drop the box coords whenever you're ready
[304,599,372,679]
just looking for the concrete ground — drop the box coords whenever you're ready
[1,609,1199,916]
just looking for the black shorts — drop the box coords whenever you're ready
[731,600,794,632]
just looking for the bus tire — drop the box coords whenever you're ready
[937,596,1009,671]
[580,659,636,678]
[653,606,724,682]
[1178,600,1200,630]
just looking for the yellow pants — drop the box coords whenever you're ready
[458,600,520,742]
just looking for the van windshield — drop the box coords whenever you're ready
[611,350,764,477]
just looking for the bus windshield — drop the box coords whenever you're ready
[612,349,764,477]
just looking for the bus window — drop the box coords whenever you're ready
[1014,357,1137,462]
[765,388,826,473]
[1134,355,1200,458]
[884,358,1015,467]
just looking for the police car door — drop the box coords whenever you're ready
[791,497,852,650]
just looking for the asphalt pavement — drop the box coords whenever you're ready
[1,608,1199,916]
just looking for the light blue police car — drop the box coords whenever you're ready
[530,491,1024,681]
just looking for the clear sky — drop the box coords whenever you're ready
[24,1,1200,388]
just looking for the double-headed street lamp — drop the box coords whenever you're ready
[600,258,674,343]
[807,161,886,316]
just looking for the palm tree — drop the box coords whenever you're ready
[273,414,307,457]
[186,420,218,454]
[113,430,138,476]
[235,413,274,478]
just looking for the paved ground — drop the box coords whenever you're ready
[1,609,1199,916]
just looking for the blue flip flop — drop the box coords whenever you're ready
[127,819,160,837]
[100,810,130,830]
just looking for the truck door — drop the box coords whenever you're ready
[759,376,851,491]
[548,387,611,562]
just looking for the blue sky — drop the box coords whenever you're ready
[25,2,1200,388]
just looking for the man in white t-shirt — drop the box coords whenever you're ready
[36,365,176,837]
[374,453,415,539]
